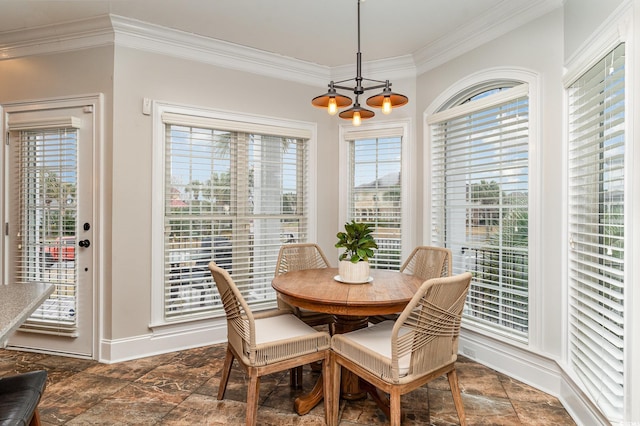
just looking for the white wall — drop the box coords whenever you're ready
[109,46,339,341]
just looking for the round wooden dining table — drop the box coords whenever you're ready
[272,267,423,416]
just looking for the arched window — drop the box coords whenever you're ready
[428,79,531,342]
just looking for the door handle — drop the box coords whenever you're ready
[78,239,91,248]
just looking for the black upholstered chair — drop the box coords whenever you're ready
[0,370,48,426]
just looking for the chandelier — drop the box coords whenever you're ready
[311,0,408,126]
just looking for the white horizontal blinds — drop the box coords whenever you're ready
[15,127,79,336]
[430,84,529,340]
[567,43,625,421]
[164,125,233,319]
[163,115,309,320]
[347,134,403,269]
[241,135,308,303]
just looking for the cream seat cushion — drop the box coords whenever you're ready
[254,314,320,345]
[338,320,412,377]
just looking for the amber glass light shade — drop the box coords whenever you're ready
[366,90,409,113]
[339,104,375,126]
[311,89,352,113]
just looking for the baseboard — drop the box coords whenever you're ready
[459,328,609,426]
[99,318,227,363]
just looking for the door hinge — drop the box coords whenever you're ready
[5,132,9,146]
[4,223,8,236]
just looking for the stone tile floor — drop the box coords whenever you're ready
[0,344,576,425]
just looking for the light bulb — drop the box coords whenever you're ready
[328,98,338,115]
[352,111,362,126]
[382,96,392,114]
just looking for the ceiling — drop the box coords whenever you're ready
[0,0,558,68]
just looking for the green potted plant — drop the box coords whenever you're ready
[335,220,378,283]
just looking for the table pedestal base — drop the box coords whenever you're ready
[333,315,368,400]
[294,375,325,415]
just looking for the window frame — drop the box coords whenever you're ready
[424,68,540,347]
[338,119,413,265]
[565,42,626,421]
[563,12,637,418]
[150,102,317,327]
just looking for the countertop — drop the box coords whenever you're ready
[0,282,55,347]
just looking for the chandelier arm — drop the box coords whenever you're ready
[332,78,357,86]
[360,83,388,92]
[332,84,358,91]
[360,78,390,85]
[331,83,388,93]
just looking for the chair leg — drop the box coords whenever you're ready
[29,409,42,426]
[329,352,341,426]
[289,366,303,388]
[217,346,235,400]
[389,389,402,426]
[245,369,260,426]
[322,353,332,426]
[447,368,467,426]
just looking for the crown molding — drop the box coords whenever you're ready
[414,0,564,75]
[0,14,330,85]
[0,13,410,87]
[0,15,114,60]
[109,15,330,87]
[0,2,561,84]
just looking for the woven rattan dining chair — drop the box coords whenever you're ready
[275,243,336,387]
[370,246,453,324]
[209,262,332,426]
[329,272,472,426]
[275,243,334,328]
[401,246,452,280]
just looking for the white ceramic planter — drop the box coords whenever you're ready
[338,260,371,283]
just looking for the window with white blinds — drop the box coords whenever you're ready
[345,129,404,269]
[567,43,625,421]
[13,126,79,336]
[159,110,310,321]
[428,84,530,340]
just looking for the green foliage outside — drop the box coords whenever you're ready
[40,171,76,237]
[468,180,529,332]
